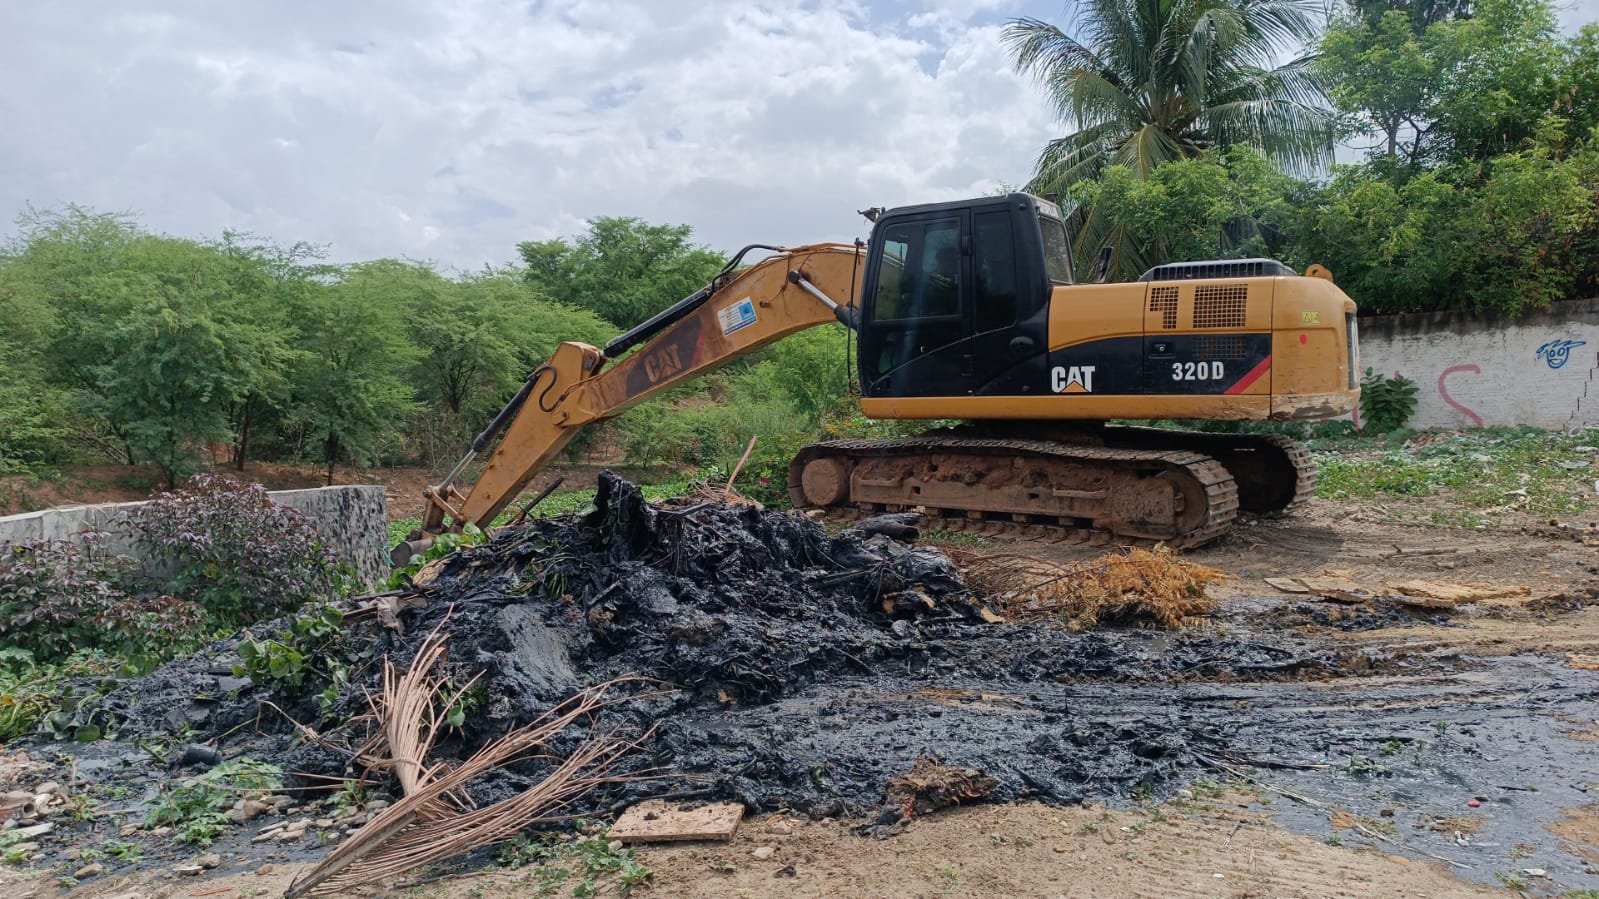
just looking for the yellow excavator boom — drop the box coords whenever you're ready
[399,243,865,558]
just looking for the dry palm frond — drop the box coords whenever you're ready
[950,546,1227,629]
[287,628,650,897]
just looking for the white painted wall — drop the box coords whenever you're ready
[1356,299,1599,431]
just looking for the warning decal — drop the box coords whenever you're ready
[718,297,758,336]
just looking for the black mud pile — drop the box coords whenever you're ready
[76,474,1511,819]
[375,476,1391,811]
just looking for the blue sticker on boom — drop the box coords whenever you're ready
[718,297,758,335]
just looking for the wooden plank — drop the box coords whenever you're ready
[1299,576,1374,604]
[609,800,744,843]
[1388,580,1530,603]
[1264,577,1310,594]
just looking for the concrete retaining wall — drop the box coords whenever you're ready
[0,485,390,589]
[1357,298,1599,430]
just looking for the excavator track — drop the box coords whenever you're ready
[789,437,1239,549]
[1091,428,1317,516]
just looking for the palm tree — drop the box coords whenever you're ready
[1005,0,1335,195]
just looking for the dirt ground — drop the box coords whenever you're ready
[4,488,1598,897]
[3,798,1512,899]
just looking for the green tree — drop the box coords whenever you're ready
[1069,147,1300,280]
[1316,9,1443,165]
[287,264,421,484]
[210,233,319,471]
[0,209,297,484]
[1005,0,1334,277]
[517,217,725,330]
[1318,0,1587,166]
[396,266,612,467]
[1425,0,1569,161]
[1291,164,1459,312]
[1004,0,1334,192]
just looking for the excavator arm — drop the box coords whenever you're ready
[396,242,866,561]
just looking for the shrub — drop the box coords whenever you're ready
[0,532,204,664]
[127,474,353,627]
[1359,368,1420,433]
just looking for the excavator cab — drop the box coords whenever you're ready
[859,193,1066,399]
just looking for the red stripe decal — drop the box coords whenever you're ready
[1225,355,1272,395]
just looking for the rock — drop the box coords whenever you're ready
[364,799,390,813]
[118,823,140,837]
[316,817,334,827]
[767,821,794,836]
[196,853,222,869]
[256,863,275,875]
[72,862,105,879]
[607,840,623,852]
[774,863,798,877]
[752,846,776,860]
[226,799,270,824]
[268,795,295,809]
[34,781,60,796]
[1523,868,1547,877]
[173,864,205,876]
[276,827,306,843]
[177,745,222,768]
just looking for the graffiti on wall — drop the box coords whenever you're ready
[1436,364,1484,427]
[1357,301,1599,429]
[1537,339,1587,370]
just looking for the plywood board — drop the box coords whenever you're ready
[1300,576,1374,604]
[1388,580,1530,603]
[609,800,744,843]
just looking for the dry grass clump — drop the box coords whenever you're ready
[950,546,1227,629]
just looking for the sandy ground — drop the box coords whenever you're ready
[4,799,1517,899]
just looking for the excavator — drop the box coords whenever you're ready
[393,192,1358,563]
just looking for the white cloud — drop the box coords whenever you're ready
[0,1,1064,269]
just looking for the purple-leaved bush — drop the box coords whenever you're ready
[125,474,351,628]
[0,475,354,666]
[0,532,205,663]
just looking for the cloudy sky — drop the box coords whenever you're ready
[3,1,1597,271]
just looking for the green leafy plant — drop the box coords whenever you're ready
[1343,754,1392,777]
[496,833,651,896]
[234,605,345,694]
[386,523,485,590]
[146,758,282,846]
[1360,368,1419,434]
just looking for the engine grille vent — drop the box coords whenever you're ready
[1192,335,1251,359]
[1148,286,1178,329]
[1193,284,1249,329]
[1139,258,1293,281]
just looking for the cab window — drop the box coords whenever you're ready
[1040,216,1073,283]
[873,218,961,321]
[973,211,1018,332]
